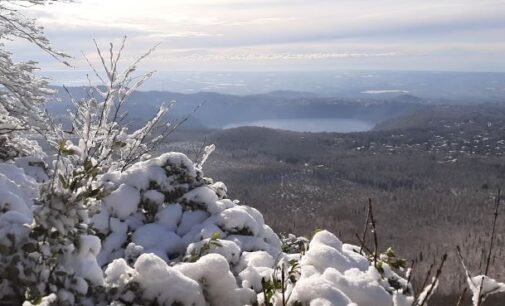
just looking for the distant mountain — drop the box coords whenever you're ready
[48,87,424,130]
[375,103,505,131]
[253,90,320,99]
[47,70,505,102]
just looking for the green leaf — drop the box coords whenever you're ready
[22,243,37,253]
[84,159,93,171]
[375,261,384,273]
[69,179,79,191]
[83,188,101,198]
[58,174,68,188]
[385,247,395,258]
[91,167,100,178]
[112,141,127,149]
[55,271,67,277]
[32,296,42,305]
[59,140,66,152]
[210,241,222,248]
[312,228,323,238]
[61,148,75,157]
[210,232,221,240]
[0,244,9,255]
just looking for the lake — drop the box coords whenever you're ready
[223,118,374,133]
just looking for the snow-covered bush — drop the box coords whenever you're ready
[0,158,106,305]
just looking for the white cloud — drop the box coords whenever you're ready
[13,0,505,71]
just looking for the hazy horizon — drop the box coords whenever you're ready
[42,69,505,100]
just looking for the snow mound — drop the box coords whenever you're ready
[92,152,283,267]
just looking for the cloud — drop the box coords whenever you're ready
[12,0,505,72]
[166,52,401,61]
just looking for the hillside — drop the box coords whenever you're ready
[160,104,505,304]
[48,87,423,130]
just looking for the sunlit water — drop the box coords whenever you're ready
[223,118,374,133]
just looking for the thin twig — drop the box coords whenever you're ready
[456,245,477,289]
[359,200,372,254]
[456,287,468,306]
[417,262,435,299]
[477,188,501,306]
[368,198,379,267]
[407,259,415,286]
[484,188,501,276]
[415,254,447,306]
[281,265,286,306]
[354,233,374,255]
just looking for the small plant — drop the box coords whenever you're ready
[355,198,447,306]
[260,258,301,306]
[280,233,309,254]
[456,189,504,306]
[184,232,223,262]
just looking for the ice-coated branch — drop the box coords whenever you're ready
[0,0,71,160]
[54,38,174,173]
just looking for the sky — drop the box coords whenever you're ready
[8,0,505,74]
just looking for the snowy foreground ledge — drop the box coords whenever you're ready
[1,152,421,305]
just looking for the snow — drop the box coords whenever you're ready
[322,267,392,306]
[128,253,207,306]
[142,189,165,206]
[227,234,274,254]
[64,235,105,286]
[177,210,210,236]
[0,187,33,217]
[89,209,110,233]
[22,294,57,306]
[236,250,275,272]
[175,253,256,306]
[132,224,184,260]
[237,251,276,291]
[466,274,505,305]
[301,241,355,274]
[0,164,37,204]
[211,181,227,199]
[239,265,274,291]
[0,167,34,254]
[104,257,135,288]
[311,230,343,250]
[186,238,241,264]
[104,152,198,192]
[97,218,128,266]
[104,184,140,220]
[1,151,433,305]
[155,203,182,231]
[288,276,354,306]
[215,206,261,236]
[180,186,222,214]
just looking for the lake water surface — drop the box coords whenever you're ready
[224,118,374,133]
